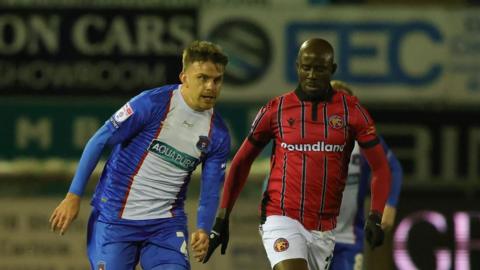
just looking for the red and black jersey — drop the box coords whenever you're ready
[221,87,390,231]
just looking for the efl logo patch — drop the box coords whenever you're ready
[365,126,376,135]
[114,102,134,123]
[273,238,289,252]
[249,105,268,134]
[196,136,210,153]
[97,261,106,270]
[328,115,344,129]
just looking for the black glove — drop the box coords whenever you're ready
[202,217,229,263]
[364,212,384,249]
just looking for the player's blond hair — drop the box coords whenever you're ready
[331,80,354,96]
[182,40,229,71]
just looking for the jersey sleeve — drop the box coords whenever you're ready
[68,124,114,196]
[68,91,153,196]
[247,103,275,148]
[220,103,274,213]
[197,127,231,232]
[352,100,390,215]
[104,91,152,145]
[360,137,403,207]
[350,100,379,148]
[361,144,391,215]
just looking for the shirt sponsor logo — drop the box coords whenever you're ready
[280,141,345,152]
[148,140,199,171]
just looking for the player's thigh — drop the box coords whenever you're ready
[260,215,309,269]
[87,208,100,269]
[330,243,362,270]
[150,264,188,270]
[273,258,309,270]
[140,229,189,270]
[88,220,140,270]
[330,250,354,270]
[308,230,335,270]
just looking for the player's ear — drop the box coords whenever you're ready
[179,71,187,84]
[295,60,301,75]
[331,63,337,75]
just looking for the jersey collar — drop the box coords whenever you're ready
[294,84,334,102]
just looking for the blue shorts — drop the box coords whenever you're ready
[87,209,190,270]
[330,242,363,270]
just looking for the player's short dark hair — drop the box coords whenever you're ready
[182,40,229,71]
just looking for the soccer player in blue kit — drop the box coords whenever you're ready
[329,81,403,270]
[49,40,230,270]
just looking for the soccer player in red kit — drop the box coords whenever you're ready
[203,38,391,270]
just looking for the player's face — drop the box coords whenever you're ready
[180,61,225,111]
[296,50,335,94]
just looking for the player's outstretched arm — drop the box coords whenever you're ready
[203,139,263,263]
[361,142,391,249]
[49,192,81,235]
[381,139,403,231]
[48,124,114,235]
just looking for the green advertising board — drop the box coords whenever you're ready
[0,98,262,160]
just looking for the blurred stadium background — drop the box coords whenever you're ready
[1,0,479,269]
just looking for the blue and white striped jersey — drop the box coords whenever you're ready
[86,84,230,230]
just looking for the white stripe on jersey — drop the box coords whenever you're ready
[335,142,361,244]
[122,87,213,220]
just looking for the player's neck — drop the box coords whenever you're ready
[295,85,333,102]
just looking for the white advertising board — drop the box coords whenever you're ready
[201,6,480,105]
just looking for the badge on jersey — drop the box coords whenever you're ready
[196,136,210,153]
[110,102,134,128]
[273,238,289,252]
[328,115,344,129]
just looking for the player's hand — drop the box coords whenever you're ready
[49,192,81,235]
[202,217,229,263]
[364,212,384,250]
[381,205,397,231]
[191,229,209,262]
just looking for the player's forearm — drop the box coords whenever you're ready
[381,204,397,231]
[65,192,81,202]
[386,157,403,206]
[220,139,263,215]
[197,194,220,232]
[68,125,112,196]
[363,143,391,214]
